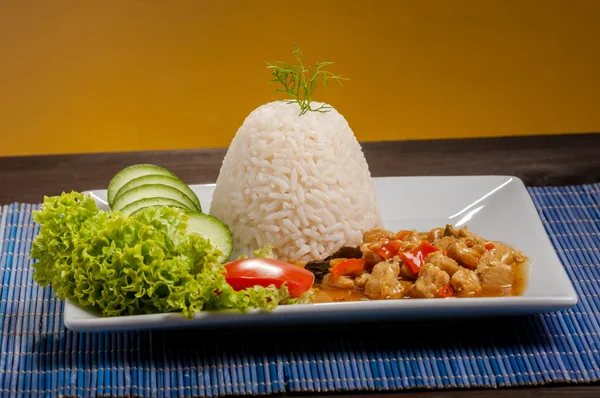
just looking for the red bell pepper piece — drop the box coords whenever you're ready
[370,240,402,260]
[485,242,496,250]
[330,259,366,278]
[372,247,390,259]
[437,282,454,298]
[401,241,439,275]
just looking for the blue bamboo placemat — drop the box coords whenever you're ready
[0,183,599,397]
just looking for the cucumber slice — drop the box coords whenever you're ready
[112,184,199,212]
[186,212,233,264]
[120,197,189,215]
[107,164,177,207]
[114,175,201,211]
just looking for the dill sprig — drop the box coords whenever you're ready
[266,43,347,116]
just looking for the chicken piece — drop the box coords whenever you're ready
[457,226,487,245]
[426,251,461,276]
[321,273,355,289]
[400,231,423,251]
[434,236,454,252]
[397,280,414,296]
[451,268,482,296]
[475,243,518,292]
[412,264,450,298]
[480,264,515,291]
[363,228,396,244]
[427,227,444,243]
[456,227,490,255]
[447,239,482,269]
[477,244,516,272]
[473,244,487,255]
[354,273,371,289]
[364,261,409,299]
[360,243,384,267]
[398,261,418,281]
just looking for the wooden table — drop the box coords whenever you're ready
[1,133,599,397]
[1,133,599,204]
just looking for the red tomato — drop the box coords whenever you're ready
[224,258,315,298]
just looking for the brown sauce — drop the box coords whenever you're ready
[312,287,365,303]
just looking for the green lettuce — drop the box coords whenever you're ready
[31,192,295,318]
[237,243,276,260]
[252,244,275,259]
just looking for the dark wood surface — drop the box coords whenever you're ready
[1,133,599,204]
[1,133,599,398]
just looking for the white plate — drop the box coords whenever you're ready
[64,176,577,332]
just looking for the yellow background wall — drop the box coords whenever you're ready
[1,0,599,157]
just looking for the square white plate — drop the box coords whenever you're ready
[65,176,577,332]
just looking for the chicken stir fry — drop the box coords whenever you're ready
[308,225,527,302]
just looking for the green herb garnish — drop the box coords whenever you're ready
[267,43,347,116]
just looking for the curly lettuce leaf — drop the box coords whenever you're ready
[31,192,295,318]
[236,243,275,260]
[252,243,275,259]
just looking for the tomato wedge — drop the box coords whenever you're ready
[330,259,365,278]
[400,241,439,275]
[224,258,315,298]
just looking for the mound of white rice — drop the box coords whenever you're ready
[210,101,383,261]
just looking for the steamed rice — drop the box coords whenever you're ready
[210,101,383,261]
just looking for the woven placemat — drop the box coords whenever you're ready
[0,184,599,397]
